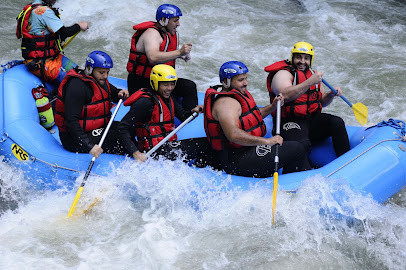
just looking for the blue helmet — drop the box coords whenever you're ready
[85,51,113,69]
[156,4,182,21]
[219,61,249,83]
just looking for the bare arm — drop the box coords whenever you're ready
[138,28,192,65]
[320,85,343,107]
[271,70,324,103]
[213,97,282,146]
[259,94,284,118]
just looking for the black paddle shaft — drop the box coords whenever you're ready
[274,99,282,173]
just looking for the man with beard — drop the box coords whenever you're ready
[126,4,198,112]
[203,61,310,177]
[265,42,350,159]
[55,51,129,158]
[16,0,88,84]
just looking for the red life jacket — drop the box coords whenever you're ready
[16,3,62,60]
[55,69,112,133]
[124,89,177,151]
[126,21,178,78]
[264,60,322,118]
[204,87,267,151]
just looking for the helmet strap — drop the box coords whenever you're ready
[158,18,168,27]
[84,66,93,76]
[221,78,231,89]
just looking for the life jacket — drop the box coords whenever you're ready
[54,69,112,133]
[124,89,177,151]
[264,60,322,118]
[16,3,63,60]
[126,21,178,78]
[204,87,267,151]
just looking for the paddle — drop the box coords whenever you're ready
[145,111,199,158]
[85,111,199,214]
[62,31,80,49]
[272,99,281,226]
[67,98,123,218]
[322,79,368,125]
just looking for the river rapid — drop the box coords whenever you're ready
[1,0,406,269]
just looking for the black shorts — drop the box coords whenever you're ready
[60,121,127,155]
[275,113,350,157]
[152,137,216,168]
[219,141,311,178]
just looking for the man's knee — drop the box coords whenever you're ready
[330,115,346,133]
[332,115,345,126]
[289,140,308,156]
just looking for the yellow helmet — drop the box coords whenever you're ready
[150,64,178,91]
[291,42,314,66]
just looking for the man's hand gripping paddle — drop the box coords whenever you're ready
[322,79,368,125]
[66,98,123,218]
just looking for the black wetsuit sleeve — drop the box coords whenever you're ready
[173,98,192,122]
[109,83,121,103]
[64,78,94,152]
[57,24,80,41]
[118,98,154,155]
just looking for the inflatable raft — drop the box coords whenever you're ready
[1,62,406,203]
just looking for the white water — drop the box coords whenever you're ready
[0,159,406,269]
[1,0,406,268]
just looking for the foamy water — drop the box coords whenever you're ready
[1,0,406,268]
[0,159,405,269]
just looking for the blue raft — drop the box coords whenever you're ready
[1,62,406,203]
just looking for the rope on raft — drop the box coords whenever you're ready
[1,60,23,72]
[30,156,102,177]
[367,118,406,140]
[328,118,406,177]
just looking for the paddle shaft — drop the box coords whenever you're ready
[63,31,80,49]
[322,79,353,107]
[67,98,123,218]
[274,99,281,172]
[145,112,199,158]
[272,99,281,225]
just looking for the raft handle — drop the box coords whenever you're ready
[51,163,59,173]
[394,132,406,142]
[0,132,8,143]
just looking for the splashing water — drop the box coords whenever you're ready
[0,158,405,269]
[1,0,406,268]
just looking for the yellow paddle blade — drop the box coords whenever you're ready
[83,198,99,214]
[352,102,368,126]
[272,172,278,225]
[67,186,84,218]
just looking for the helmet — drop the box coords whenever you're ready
[150,64,178,91]
[291,42,314,66]
[219,61,249,88]
[43,0,56,6]
[156,4,182,22]
[84,50,113,75]
[85,50,113,69]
